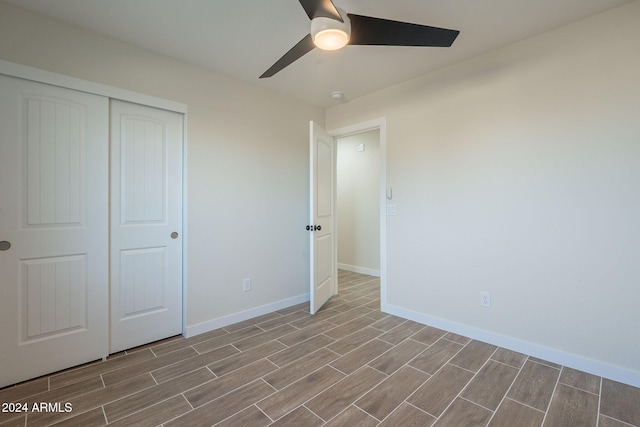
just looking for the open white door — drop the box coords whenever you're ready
[110,100,183,353]
[309,121,337,314]
[0,75,109,388]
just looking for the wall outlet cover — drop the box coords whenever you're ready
[480,291,491,308]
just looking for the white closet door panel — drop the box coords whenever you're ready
[0,74,109,388]
[110,100,183,353]
[25,97,84,226]
[120,247,166,317]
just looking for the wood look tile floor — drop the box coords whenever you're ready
[1,270,639,427]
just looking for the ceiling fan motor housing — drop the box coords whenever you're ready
[311,8,351,50]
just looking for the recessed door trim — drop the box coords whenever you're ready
[329,117,388,311]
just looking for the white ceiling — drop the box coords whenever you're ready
[8,0,633,107]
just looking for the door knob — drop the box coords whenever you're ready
[170,232,179,239]
[0,241,11,251]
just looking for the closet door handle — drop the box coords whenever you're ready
[170,232,179,239]
[0,241,10,251]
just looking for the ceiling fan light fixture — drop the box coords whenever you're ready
[313,28,349,50]
[310,8,351,51]
[260,1,460,78]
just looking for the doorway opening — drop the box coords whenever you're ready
[336,129,381,277]
[330,118,387,310]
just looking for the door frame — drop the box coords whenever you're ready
[0,60,190,339]
[329,117,388,311]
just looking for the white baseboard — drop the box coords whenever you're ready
[338,263,380,277]
[381,302,640,388]
[185,293,310,338]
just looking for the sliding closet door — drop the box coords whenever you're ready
[110,100,183,353]
[0,75,109,388]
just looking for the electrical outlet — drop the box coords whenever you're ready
[480,291,491,308]
[243,278,251,292]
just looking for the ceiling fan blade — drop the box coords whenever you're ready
[347,14,459,47]
[260,34,316,78]
[298,0,343,22]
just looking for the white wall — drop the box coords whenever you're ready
[337,130,380,275]
[327,2,640,386]
[0,1,324,332]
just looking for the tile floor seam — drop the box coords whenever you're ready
[483,364,530,426]
[498,352,529,405]
[371,372,435,424]
[185,377,275,418]
[528,357,562,370]
[261,362,332,395]
[599,414,637,427]
[369,341,431,379]
[329,335,390,371]
[539,364,564,427]
[208,403,257,427]
[558,379,601,397]
[104,393,182,425]
[308,365,392,421]
[73,381,157,420]
[596,376,604,427]
[273,334,317,349]
[252,374,330,424]
[448,362,477,375]
[255,403,275,425]
[408,336,468,378]
[459,395,497,414]
[349,403,378,423]
[402,399,440,420]
[100,405,107,425]
[488,355,524,371]
[452,345,504,410]
[352,401,384,423]
[180,392,194,410]
[157,397,191,427]
[301,403,326,423]
[491,349,553,425]
[425,360,489,426]
[365,363,391,377]
[441,336,468,346]
[507,396,548,414]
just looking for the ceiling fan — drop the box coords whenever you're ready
[260,0,460,78]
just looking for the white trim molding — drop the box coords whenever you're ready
[185,293,310,338]
[0,60,187,113]
[382,303,640,389]
[337,263,380,277]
